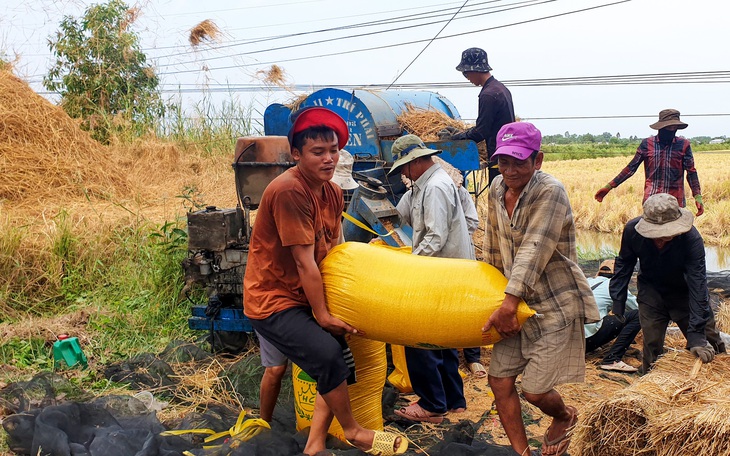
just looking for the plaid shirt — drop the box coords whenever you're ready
[609,136,701,206]
[485,171,599,341]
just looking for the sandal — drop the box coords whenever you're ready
[542,406,578,456]
[347,430,409,456]
[394,402,445,424]
[468,362,487,378]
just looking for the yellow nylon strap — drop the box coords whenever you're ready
[341,211,395,238]
[160,411,271,450]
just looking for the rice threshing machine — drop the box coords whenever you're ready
[183,88,481,347]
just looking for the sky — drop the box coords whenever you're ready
[2,0,730,138]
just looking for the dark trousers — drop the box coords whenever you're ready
[463,347,482,364]
[585,310,641,364]
[405,347,466,414]
[637,283,726,374]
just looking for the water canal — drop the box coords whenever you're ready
[576,230,730,272]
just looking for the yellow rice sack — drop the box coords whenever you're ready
[321,242,535,349]
[387,345,413,393]
[292,335,386,441]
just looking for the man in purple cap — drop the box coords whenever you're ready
[594,108,704,216]
[482,122,599,456]
[244,106,407,455]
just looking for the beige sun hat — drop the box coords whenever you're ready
[635,193,694,239]
[330,149,359,190]
[388,134,441,175]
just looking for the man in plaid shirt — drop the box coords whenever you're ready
[483,122,600,456]
[594,109,704,215]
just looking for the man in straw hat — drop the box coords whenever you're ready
[584,259,641,373]
[244,106,407,455]
[483,122,599,456]
[610,193,725,375]
[388,134,472,424]
[595,109,705,215]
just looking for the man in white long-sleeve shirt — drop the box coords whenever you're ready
[389,134,471,424]
[397,155,484,377]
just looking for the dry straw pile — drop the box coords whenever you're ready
[574,351,730,456]
[0,70,129,206]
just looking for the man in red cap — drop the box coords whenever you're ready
[244,107,407,455]
[594,108,705,215]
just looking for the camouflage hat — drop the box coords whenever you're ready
[456,47,492,73]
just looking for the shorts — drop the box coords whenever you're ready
[250,306,355,394]
[256,331,288,367]
[488,319,586,395]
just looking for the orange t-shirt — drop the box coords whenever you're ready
[243,167,343,319]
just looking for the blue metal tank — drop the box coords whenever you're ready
[264,88,462,160]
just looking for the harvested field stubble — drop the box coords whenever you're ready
[542,152,730,246]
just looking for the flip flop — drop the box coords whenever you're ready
[347,430,409,456]
[394,402,446,424]
[468,362,487,378]
[542,406,578,456]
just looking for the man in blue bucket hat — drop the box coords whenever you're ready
[439,47,515,185]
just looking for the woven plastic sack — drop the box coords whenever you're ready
[292,335,386,441]
[387,345,413,393]
[321,242,536,349]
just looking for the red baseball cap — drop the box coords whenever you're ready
[287,107,349,150]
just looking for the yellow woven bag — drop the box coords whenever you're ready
[292,335,386,441]
[320,242,535,349]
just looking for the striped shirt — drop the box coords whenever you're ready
[485,170,600,341]
[609,136,701,206]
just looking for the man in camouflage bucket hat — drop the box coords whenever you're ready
[438,47,515,185]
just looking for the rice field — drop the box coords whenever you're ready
[475,152,730,247]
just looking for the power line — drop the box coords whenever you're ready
[387,0,471,89]
[154,0,548,69]
[155,0,514,58]
[155,0,630,76]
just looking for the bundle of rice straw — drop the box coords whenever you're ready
[256,65,289,89]
[396,104,468,141]
[573,351,730,456]
[189,19,221,46]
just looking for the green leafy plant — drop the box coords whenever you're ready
[44,0,164,143]
[177,185,207,212]
[0,338,54,370]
